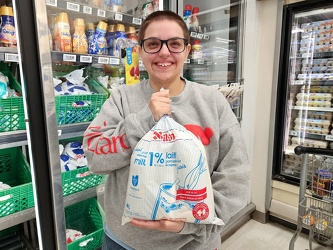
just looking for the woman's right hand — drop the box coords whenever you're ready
[149,90,171,122]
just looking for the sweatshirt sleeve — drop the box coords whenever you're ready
[179,91,251,243]
[83,87,156,174]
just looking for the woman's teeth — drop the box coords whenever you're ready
[157,63,171,67]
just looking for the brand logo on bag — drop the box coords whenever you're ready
[152,131,176,142]
[132,175,139,186]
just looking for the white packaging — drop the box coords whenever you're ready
[122,115,223,225]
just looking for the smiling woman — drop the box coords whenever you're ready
[83,10,250,250]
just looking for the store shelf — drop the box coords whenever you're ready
[289,130,333,142]
[0,130,28,149]
[0,47,19,62]
[0,184,105,231]
[46,0,142,26]
[292,106,333,112]
[51,51,120,65]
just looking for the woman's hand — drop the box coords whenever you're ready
[149,90,171,122]
[130,218,185,233]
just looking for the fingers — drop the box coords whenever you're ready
[149,91,171,122]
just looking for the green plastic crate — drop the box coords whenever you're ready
[66,198,104,250]
[55,76,108,125]
[62,167,105,197]
[60,138,105,196]
[0,71,25,132]
[0,147,33,218]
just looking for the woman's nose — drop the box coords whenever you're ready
[159,43,170,54]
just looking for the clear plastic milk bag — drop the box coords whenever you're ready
[122,115,223,225]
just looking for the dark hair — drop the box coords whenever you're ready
[138,10,190,44]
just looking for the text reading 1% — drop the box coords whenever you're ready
[149,152,164,166]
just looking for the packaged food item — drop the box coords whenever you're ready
[313,169,331,196]
[0,6,16,47]
[86,23,95,44]
[72,18,88,54]
[191,40,202,60]
[106,24,115,56]
[189,7,199,32]
[183,4,192,30]
[53,12,72,52]
[125,26,140,85]
[88,21,107,55]
[113,23,126,57]
[122,115,224,226]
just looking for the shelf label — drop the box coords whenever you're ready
[66,2,80,12]
[302,53,311,58]
[5,53,19,62]
[197,33,203,39]
[63,54,77,62]
[98,57,109,64]
[83,6,92,14]
[203,34,210,40]
[46,0,57,7]
[198,60,204,65]
[294,80,304,85]
[109,57,120,65]
[115,13,123,21]
[97,9,106,17]
[132,17,142,25]
[185,59,190,64]
[58,130,62,136]
[80,55,92,63]
[325,135,333,141]
[190,32,197,38]
[290,131,298,136]
[139,59,143,67]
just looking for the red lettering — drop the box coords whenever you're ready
[152,131,176,142]
[84,122,131,155]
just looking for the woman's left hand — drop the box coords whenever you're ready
[130,218,185,233]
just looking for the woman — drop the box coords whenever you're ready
[83,10,250,250]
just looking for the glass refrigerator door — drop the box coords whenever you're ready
[178,0,244,120]
[274,2,333,183]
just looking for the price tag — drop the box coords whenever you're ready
[290,131,298,136]
[302,53,311,58]
[294,80,304,85]
[109,57,120,65]
[5,53,19,62]
[98,57,109,64]
[97,9,106,17]
[83,6,92,14]
[197,33,203,39]
[66,2,80,12]
[325,135,333,141]
[46,0,57,7]
[185,59,190,64]
[198,60,204,65]
[139,60,144,67]
[132,17,142,25]
[63,54,77,62]
[190,32,197,38]
[203,34,210,40]
[115,13,123,21]
[80,55,92,63]
[58,130,62,136]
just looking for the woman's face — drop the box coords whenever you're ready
[139,20,191,87]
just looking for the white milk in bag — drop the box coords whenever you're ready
[122,115,223,225]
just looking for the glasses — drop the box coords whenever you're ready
[140,38,188,54]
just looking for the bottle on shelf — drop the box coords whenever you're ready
[189,7,200,32]
[0,6,16,47]
[183,4,192,30]
[125,26,140,85]
[86,22,95,45]
[191,39,203,60]
[88,21,107,55]
[72,18,88,54]
[113,23,126,58]
[53,12,72,52]
[107,24,115,56]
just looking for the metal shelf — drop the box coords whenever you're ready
[0,184,105,231]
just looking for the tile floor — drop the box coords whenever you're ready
[221,219,332,250]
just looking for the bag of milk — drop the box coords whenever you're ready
[122,115,223,225]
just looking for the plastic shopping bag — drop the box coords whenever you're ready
[122,115,224,225]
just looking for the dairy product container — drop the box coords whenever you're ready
[106,24,115,56]
[53,12,72,52]
[73,18,88,54]
[88,21,107,55]
[0,6,16,47]
[113,23,126,58]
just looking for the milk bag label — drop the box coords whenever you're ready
[122,116,224,225]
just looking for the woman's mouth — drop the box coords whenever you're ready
[156,62,172,67]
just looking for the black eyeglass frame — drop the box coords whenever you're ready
[140,38,189,54]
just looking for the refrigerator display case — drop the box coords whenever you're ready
[273,0,333,185]
[0,0,250,249]
[178,0,244,120]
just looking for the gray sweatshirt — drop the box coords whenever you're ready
[83,79,250,250]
